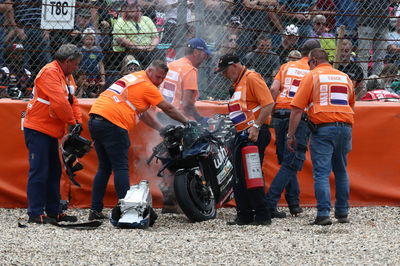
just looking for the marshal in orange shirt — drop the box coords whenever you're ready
[90,71,165,130]
[291,63,355,125]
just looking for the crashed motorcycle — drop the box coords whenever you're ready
[148,115,236,222]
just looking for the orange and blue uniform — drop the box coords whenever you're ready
[229,67,274,224]
[291,62,355,219]
[88,70,164,213]
[265,57,311,215]
[23,60,82,219]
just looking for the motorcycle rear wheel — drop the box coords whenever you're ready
[174,170,216,222]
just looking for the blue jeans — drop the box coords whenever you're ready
[266,117,310,210]
[24,128,61,217]
[232,125,271,222]
[310,126,352,217]
[88,116,131,212]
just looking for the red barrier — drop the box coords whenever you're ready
[0,99,399,208]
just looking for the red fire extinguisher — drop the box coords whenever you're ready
[242,142,264,189]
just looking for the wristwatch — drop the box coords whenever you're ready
[286,133,294,139]
[252,124,261,130]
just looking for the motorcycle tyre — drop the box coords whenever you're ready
[174,171,216,222]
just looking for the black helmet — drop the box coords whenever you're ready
[60,130,92,187]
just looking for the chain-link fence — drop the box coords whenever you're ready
[1,0,400,101]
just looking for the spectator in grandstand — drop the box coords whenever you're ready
[338,39,365,100]
[120,54,141,76]
[355,0,390,78]
[232,0,283,58]
[70,8,96,46]
[287,50,301,61]
[310,15,336,62]
[385,18,400,67]
[315,0,336,31]
[13,0,51,75]
[203,0,232,46]
[379,63,400,93]
[333,0,358,42]
[217,33,239,55]
[112,2,160,68]
[0,43,32,98]
[243,33,280,86]
[79,28,105,98]
[277,24,300,64]
[361,74,400,102]
[277,0,317,44]
[1,0,23,66]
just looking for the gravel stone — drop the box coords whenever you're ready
[1,207,399,265]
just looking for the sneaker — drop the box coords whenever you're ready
[310,216,332,226]
[335,213,350,223]
[88,210,107,221]
[28,214,57,225]
[250,219,272,226]
[49,213,78,222]
[271,209,286,219]
[226,217,253,226]
[289,206,303,216]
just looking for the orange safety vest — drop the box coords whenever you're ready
[309,69,354,115]
[275,57,310,110]
[228,70,261,132]
[159,57,198,110]
[90,71,151,130]
[24,61,81,139]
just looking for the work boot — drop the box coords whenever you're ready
[28,214,57,225]
[49,213,78,222]
[271,209,286,218]
[335,213,350,223]
[250,218,272,226]
[88,210,107,221]
[289,206,303,216]
[310,216,332,226]
[226,216,253,226]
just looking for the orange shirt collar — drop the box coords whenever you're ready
[233,66,247,87]
[314,62,332,70]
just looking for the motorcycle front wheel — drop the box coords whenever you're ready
[174,170,216,222]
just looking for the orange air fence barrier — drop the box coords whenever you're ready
[0,98,399,209]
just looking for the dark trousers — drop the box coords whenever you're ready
[24,128,61,217]
[88,116,131,212]
[232,125,271,222]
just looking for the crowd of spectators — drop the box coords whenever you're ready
[0,0,399,101]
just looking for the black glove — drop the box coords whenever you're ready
[185,120,198,128]
[69,123,82,135]
[159,125,175,137]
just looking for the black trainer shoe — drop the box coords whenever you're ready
[335,213,350,223]
[250,219,272,226]
[271,209,286,219]
[289,206,303,216]
[28,214,57,225]
[49,213,78,222]
[310,216,332,226]
[226,217,253,226]
[88,210,107,221]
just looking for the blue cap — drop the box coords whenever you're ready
[187,38,212,56]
